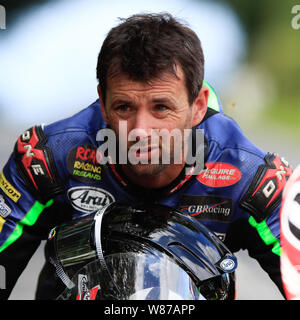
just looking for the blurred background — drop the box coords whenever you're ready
[0,0,299,300]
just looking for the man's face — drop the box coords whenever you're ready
[99,65,207,177]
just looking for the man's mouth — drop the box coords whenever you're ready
[128,144,160,162]
[135,145,157,153]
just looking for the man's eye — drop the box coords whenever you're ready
[154,104,168,112]
[116,105,130,112]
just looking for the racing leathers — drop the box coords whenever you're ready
[0,83,291,299]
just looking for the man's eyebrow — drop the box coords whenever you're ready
[151,97,174,104]
[111,99,132,106]
[110,97,176,107]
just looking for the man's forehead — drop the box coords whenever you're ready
[106,66,185,94]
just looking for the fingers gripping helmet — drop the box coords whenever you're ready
[46,202,237,300]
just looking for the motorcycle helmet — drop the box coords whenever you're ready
[280,165,300,299]
[45,201,237,300]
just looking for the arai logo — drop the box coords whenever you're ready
[68,186,115,214]
[220,257,236,272]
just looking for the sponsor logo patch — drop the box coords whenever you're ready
[0,195,11,218]
[179,195,233,222]
[197,162,242,187]
[67,145,103,183]
[0,171,21,203]
[68,186,114,214]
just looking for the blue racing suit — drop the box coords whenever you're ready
[0,83,291,299]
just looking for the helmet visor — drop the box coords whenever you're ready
[58,251,205,300]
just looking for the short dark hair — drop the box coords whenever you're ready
[96,12,205,105]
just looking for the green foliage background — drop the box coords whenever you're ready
[214,0,300,136]
[2,0,299,135]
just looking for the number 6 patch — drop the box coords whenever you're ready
[240,153,292,222]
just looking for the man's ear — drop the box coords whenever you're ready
[97,84,109,123]
[191,85,209,127]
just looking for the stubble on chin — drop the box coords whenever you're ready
[125,162,170,177]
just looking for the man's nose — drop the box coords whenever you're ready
[132,109,153,137]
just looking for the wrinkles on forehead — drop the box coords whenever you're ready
[106,65,188,109]
[106,59,180,88]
